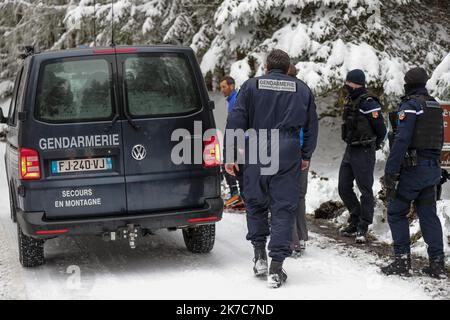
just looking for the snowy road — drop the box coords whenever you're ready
[0,96,448,300]
[0,203,434,299]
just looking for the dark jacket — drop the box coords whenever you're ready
[224,69,319,162]
[385,87,441,176]
[343,88,387,148]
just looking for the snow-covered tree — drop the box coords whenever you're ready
[0,0,69,97]
[429,52,450,100]
[0,0,220,97]
[0,0,448,102]
[201,0,449,103]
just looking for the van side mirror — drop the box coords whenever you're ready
[208,100,215,110]
[0,108,7,124]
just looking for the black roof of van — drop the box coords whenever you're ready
[32,45,195,60]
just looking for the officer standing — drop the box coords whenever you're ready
[338,69,387,243]
[224,50,318,288]
[287,63,309,257]
[219,76,244,207]
[381,67,447,279]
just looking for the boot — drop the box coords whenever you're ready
[422,256,447,279]
[381,254,411,277]
[299,240,306,252]
[291,240,306,259]
[253,246,268,277]
[267,260,287,288]
[355,230,367,244]
[340,224,357,237]
[229,185,239,198]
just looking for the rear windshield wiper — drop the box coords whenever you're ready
[124,112,140,131]
[122,81,140,131]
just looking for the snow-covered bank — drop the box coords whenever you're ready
[0,204,437,299]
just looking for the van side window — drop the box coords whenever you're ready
[8,66,23,126]
[14,64,29,125]
[36,59,113,122]
[124,54,201,117]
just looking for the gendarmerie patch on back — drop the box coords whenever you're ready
[258,79,297,92]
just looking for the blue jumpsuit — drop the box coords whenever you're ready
[338,90,387,232]
[385,88,444,258]
[225,69,318,262]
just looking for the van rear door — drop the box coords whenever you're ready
[117,49,220,213]
[23,54,127,219]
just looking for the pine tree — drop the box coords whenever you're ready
[201,0,449,101]
[0,0,449,100]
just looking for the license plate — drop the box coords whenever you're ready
[51,157,112,174]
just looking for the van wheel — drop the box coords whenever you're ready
[183,224,215,253]
[18,224,45,268]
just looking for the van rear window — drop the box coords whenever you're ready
[124,55,201,117]
[36,59,113,122]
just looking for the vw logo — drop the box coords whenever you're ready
[131,144,147,161]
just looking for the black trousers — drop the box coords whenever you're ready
[338,145,376,232]
[387,162,443,258]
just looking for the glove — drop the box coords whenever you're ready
[384,174,399,202]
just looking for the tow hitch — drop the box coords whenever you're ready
[102,224,141,249]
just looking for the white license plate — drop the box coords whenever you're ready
[51,157,112,174]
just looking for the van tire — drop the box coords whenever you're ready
[18,224,45,268]
[183,224,215,253]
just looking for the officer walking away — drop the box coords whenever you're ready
[224,50,318,288]
[219,76,244,208]
[287,63,309,257]
[381,67,447,279]
[338,69,387,243]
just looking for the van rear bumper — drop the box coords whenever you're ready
[17,197,223,239]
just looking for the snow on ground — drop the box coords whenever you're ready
[0,204,436,299]
[0,96,448,299]
[0,99,27,299]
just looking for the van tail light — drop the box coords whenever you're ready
[36,229,69,235]
[203,135,221,168]
[188,216,218,223]
[20,148,41,180]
